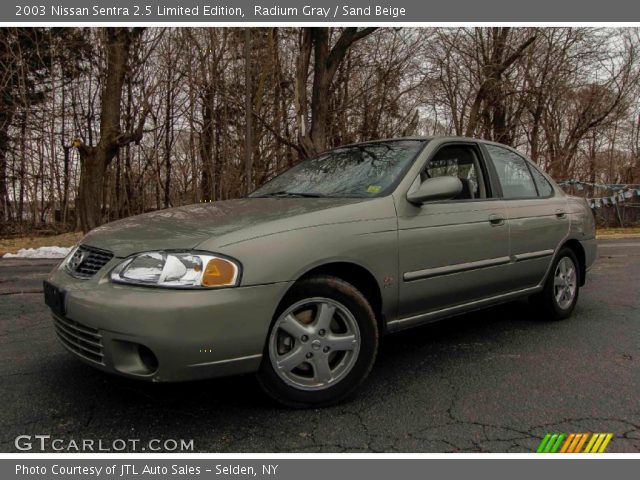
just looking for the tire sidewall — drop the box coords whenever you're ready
[258,276,378,408]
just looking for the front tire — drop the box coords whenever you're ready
[257,275,378,408]
[532,247,580,320]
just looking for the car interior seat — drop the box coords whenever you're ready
[455,178,474,200]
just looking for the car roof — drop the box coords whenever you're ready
[335,136,532,159]
[337,136,501,147]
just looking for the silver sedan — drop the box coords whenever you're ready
[45,137,596,407]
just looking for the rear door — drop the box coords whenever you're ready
[396,141,512,318]
[482,143,569,289]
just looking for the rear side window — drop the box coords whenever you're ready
[529,165,554,197]
[485,144,537,199]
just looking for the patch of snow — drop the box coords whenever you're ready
[3,246,71,259]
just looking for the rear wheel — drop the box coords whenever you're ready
[257,275,378,408]
[531,247,580,320]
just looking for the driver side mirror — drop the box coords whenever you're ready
[406,176,463,204]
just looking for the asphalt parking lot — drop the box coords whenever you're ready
[1,238,638,453]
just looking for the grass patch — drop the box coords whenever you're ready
[596,227,640,237]
[0,231,83,256]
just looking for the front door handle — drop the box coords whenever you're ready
[555,209,567,219]
[489,214,505,226]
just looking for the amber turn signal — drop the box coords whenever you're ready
[201,258,238,287]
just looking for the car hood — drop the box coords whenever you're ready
[82,197,373,257]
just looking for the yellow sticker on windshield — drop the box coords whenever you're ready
[367,185,381,193]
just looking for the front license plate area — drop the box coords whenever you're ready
[43,281,66,317]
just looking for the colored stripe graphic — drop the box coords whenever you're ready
[536,434,552,453]
[597,434,613,453]
[559,433,575,453]
[537,433,565,453]
[549,433,565,453]
[584,433,614,453]
[584,433,598,453]
[573,433,589,453]
[591,434,606,453]
[562,433,587,453]
[537,433,613,453]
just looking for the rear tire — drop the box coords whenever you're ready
[531,247,580,321]
[257,275,378,408]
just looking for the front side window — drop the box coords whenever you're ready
[485,144,538,199]
[250,140,426,198]
[422,145,487,200]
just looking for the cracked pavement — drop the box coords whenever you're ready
[0,238,638,453]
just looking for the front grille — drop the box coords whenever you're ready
[66,245,114,278]
[53,315,104,365]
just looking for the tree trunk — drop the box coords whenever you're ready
[164,81,173,209]
[244,28,254,194]
[0,117,10,223]
[74,28,144,232]
[465,29,537,140]
[200,86,215,202]
[297,27,377,157]
[76,150,108,231]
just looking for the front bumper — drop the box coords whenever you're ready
[46,263,293,382]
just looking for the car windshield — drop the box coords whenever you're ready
[250,140,427,198]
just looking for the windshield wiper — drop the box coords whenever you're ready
[256,191,327,198]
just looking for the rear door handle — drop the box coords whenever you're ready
[489,214,505,226]
[555,209,567,219]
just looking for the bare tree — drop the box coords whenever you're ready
[295,27,378,157]
[73,28,150,232]
[2,27,639,235]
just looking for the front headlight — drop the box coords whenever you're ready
[61,244,80,270]
[110,251,241,289]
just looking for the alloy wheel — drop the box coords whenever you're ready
[268,297,361,391]
[554,256,577,310]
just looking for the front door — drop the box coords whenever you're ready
[396,142,512,319]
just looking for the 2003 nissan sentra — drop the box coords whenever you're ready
[44,137,596,407]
